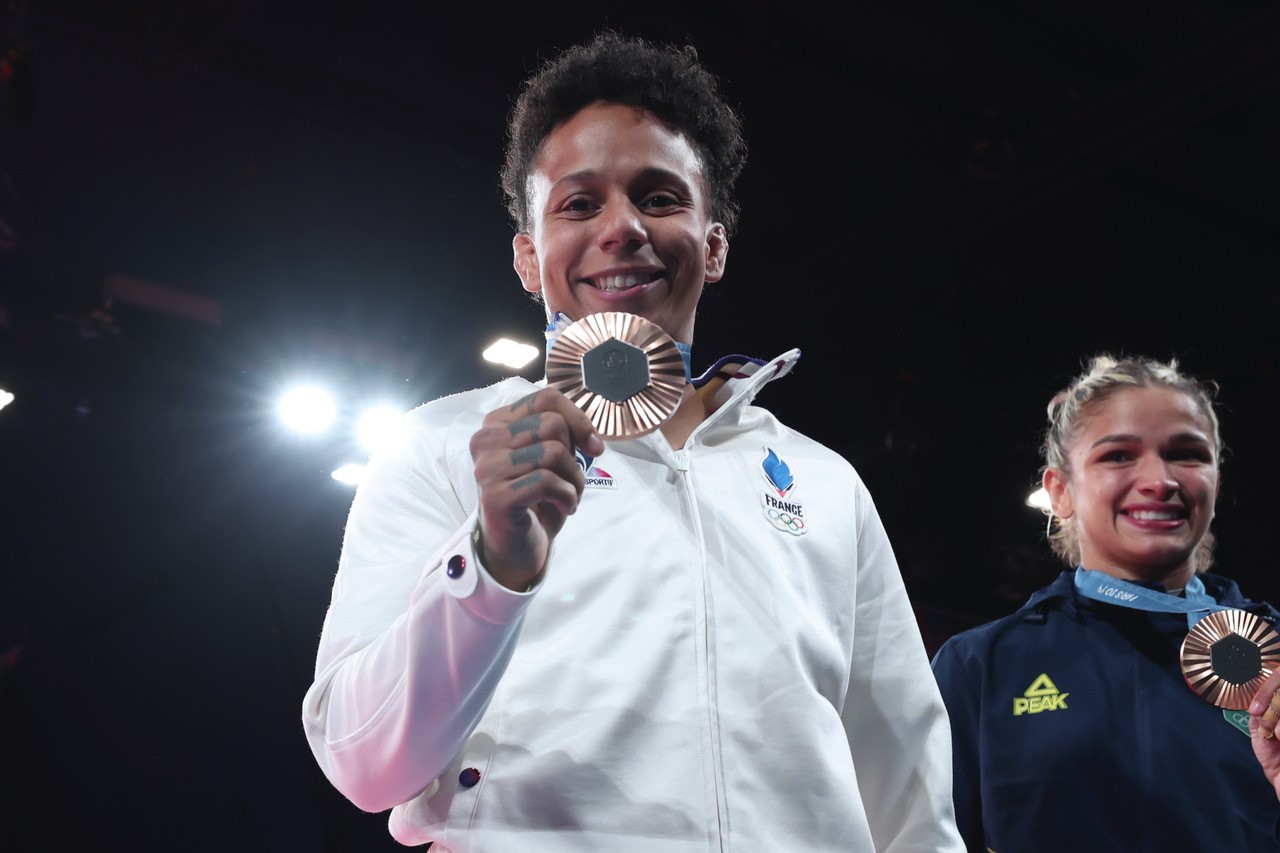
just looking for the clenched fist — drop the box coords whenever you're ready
[469,388,605,591]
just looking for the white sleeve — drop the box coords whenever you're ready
[300,405,539,814]
[841,480,964,852]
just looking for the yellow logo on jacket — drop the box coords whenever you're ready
[1013,673,1069,715]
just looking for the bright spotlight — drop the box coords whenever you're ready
[1025,487,1051,512]
[357,405,408,453]
[0,388,13,412]
[278,385,337,435]
[332,463,366,485]
[482,338,540,369]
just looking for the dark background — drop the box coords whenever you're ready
[2,1,1278,849]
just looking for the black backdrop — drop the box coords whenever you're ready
[3,1,1279,849]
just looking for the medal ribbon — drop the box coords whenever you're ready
[545,312,692,382]
[1073,567,1231,629]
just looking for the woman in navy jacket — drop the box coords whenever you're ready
[932,354,1280,851]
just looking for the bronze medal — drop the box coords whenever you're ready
[545,312,685,439]
[1180,609,1280,710]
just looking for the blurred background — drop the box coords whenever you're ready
[2,0,1278,848]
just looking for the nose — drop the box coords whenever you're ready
[1135,455,1178,500]
[596,199,647,253]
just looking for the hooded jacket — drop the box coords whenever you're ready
[932,569,1280,852]
[303,350,963,852]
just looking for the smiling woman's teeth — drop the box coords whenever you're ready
[1129,510,1180,520]
[593,272,654,293]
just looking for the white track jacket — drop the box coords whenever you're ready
[302,350,962,852]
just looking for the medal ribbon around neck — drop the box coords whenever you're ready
[1074,567,1280,709]
[1073,567,1223,629]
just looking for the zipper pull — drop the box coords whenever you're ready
[672,448,689,472]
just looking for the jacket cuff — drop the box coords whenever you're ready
[439,515,539,626]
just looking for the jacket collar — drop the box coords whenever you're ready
[692,349,801,413]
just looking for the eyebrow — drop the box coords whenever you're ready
[1089,432,1210,448]
[552,167,695,190]
[552,169,599,186]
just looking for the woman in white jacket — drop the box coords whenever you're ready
[302,31,963,853]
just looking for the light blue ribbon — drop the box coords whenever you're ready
[1073,567,1229,629]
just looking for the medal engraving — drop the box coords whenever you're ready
[546,312,685,439]
[1180,609,1280,710]
[582,340,650,403]
[1209,634,1262,685]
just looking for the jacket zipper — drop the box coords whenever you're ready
[670,445,728,852]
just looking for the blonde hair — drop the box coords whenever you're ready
[1042,354,1223,571]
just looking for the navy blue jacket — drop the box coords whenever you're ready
[932,571,1280,852]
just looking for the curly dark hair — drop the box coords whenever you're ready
[501,31,747,235]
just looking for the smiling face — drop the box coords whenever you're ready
[512,101,728,344]
[1044,385,1219,589]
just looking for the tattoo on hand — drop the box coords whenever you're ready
[511,472,542,492]
[510,444,544,467]
[508,415,541,441]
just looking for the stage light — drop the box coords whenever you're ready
[0,388,13,412]
[278,385,337,434]
[331,464,365,485]
[357,405,408,453]
[482,338,539,369]
[1025,486,1051,512]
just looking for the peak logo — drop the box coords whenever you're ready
[1013,674,1069,716]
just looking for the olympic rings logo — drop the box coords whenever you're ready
[766,507,805,533]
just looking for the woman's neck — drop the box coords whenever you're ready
[659,384,709,449]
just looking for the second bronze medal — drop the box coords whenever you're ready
[1180,608,1280,710]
